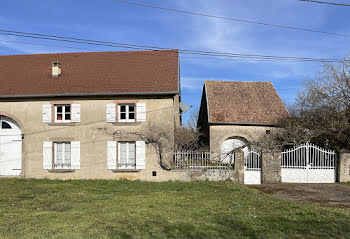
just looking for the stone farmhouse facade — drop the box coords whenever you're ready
[0,50,184,181]
[197,80,289,159]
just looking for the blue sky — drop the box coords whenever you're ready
[1,0,349,122]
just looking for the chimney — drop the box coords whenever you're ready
[52,62,61,77]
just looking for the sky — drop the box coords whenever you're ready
[1,0,349,122]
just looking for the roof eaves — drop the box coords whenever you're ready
[209,122,278,127]
[204,81,210,123]
[0,91,180,99]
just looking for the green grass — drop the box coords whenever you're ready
[0,179,349,239]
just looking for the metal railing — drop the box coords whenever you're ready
[173,151,234,170]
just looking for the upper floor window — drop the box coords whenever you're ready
[118,104,135,122]
[55,105,71,123]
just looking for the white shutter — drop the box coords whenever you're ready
[136,141,146,169]
[136,103,146,122]
[106,103,116,122]
[42,104,52,123]
[107,141,117,169]
[43,141,52,170]
[71,104,81,123]
[71,141,80,170]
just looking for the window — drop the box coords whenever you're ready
[54,142,71,169]
[118,142,136,169]
[118,104,135,122]
[55,105,71,123]
[1,121,12,129]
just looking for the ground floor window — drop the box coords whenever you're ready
[118,142,136,169]
[54,142,71,169]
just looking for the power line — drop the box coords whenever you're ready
[299,0,350,7]
[0,29,345,63]
[112,0,350,38]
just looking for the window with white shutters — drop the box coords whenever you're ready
[118,104,135,122]
[53,104,81,123]
[118,142,136,169]
[54,142,71,169]
[55,105,71,123]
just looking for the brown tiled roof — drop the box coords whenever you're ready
[0,50,179,97]
[205,81,289,125]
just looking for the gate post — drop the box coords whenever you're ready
[262,152,281,183]
[339,152,350,182]
[234,150,244,183]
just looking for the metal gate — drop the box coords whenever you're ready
[281,143,336,183]
[244,151,261,185]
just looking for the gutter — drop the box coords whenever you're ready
[209,122,278,127]
[0,91,180,99]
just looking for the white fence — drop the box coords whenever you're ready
[173,151,234,170]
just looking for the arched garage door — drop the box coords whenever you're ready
[0,116,22,176]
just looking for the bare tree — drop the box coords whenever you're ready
[247,56,350,151]
[98,122,174,170]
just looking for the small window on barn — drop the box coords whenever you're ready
[1,121,12,129]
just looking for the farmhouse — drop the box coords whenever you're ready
[0,50,182,180]
[197,80,289,159]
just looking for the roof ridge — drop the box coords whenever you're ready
[0,49,179,57]
[205,80,273,84]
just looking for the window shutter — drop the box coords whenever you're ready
[71,141,80,170]
[71,104,81,123]
[136,141,146,169]
[107,141,117,169]
[136,103,146,122]
[42,104,52,123]
[43,141,52,170]
[106,104,116,122]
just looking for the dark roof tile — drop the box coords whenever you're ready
[205,81,289,125]
[0,50,179,97]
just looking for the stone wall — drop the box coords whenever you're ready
[183,169,237,182]
[262,152,281,183]
[339,152,350,183]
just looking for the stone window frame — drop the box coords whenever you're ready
[49,101,76,126]
[48,137,75,173]
[113,100,141,126]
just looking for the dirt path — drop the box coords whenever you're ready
[249,183,350,209]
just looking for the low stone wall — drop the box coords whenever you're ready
[180,169,237,182]
[339,152,350,183]
[262,152,281,183]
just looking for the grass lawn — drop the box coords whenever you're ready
[0,179,350,239]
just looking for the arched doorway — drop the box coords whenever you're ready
[221,137,249,163]
[0,115,22,176]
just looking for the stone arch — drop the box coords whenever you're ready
[0,112,25,134]
[220,136,250,163]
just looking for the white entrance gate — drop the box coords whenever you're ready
[244,151,261,185]
[281,143,336,183]
[0,116,22,176]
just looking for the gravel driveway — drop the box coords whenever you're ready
[249,183,350,209]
